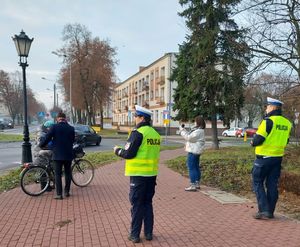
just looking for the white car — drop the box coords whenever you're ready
[222,127,241,137]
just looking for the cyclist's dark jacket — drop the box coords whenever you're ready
[40,121,75,161]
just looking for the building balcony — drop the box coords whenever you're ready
[123,92,128,98]
[142,84,149,91]
[156,76,165,85]
[156,97,165,105]
[142,102,149,108]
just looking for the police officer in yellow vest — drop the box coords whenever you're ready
[113,105,160,243]
[251,97,291,220]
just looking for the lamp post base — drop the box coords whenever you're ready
[22,141,32,164]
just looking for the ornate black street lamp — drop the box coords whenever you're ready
[12,30,34,164]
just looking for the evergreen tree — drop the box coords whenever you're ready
[171,0,250,149]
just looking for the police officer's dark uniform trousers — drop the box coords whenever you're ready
[251,106,291,219]
[114,121,160,242]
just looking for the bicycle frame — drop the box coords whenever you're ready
[20,144,94,196]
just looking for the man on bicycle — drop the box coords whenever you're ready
[40,112,75,200]
[33,120,55,191]
[33,120,55,163]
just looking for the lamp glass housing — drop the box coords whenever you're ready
[12,30,33,57]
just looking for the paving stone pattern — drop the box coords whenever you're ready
[0,148,300,246]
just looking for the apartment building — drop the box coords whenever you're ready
[113,53,178,133]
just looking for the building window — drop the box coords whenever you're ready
[155,68,159,78]
[138,80,142,92]
[161,66,165,77]
[161,87,164,98]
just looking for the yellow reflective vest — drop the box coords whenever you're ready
[125,126,161,176]
[255,115,291,157]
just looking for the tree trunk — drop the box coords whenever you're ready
[211,114,219,150]
[100,110,104,129]
[76,109,82,124]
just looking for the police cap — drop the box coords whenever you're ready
[267,97,283,106]
[135,105,152,118]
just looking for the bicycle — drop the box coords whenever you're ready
[20,143,94,196]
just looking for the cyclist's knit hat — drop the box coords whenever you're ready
[43,120,55,128]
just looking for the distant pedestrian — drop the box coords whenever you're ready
[251,97,291,219]
[40,112,75,200]
[113,105,161,243]
[179,116,206,191]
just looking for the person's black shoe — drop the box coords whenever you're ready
[128,235,140,243]
[145,233,153,241]
[64,192,70,197]
[253,212,272,220]
[54,195,63,200]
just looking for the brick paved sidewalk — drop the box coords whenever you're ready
[0,148,300,247]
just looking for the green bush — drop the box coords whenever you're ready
[280,171,300,195]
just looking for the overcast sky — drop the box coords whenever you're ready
[0,0,187,110]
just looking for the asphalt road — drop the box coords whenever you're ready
[0,125,247,173]
[0,138,131,173]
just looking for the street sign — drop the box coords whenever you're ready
[163,119,170,125]
[51,111,57,118]
[38,111,45,117]
[163,110,170,119]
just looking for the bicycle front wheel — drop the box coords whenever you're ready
[20,165,50,196]
[71,159,94,187]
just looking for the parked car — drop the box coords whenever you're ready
[73,124,102,146]
[244,127,258,137]
[0,118,14,129]
[222,127,242,137]
[235,127,258,138]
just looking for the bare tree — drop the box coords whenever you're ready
[56,23,117,126]
[0,70,46,124]
[249,72,297,97]
[243,0,300,82]
[0,70,23,123]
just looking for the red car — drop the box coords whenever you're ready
[235,127,258,138]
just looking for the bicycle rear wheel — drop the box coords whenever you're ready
[20,165,50,196]
[71,159,94,187]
